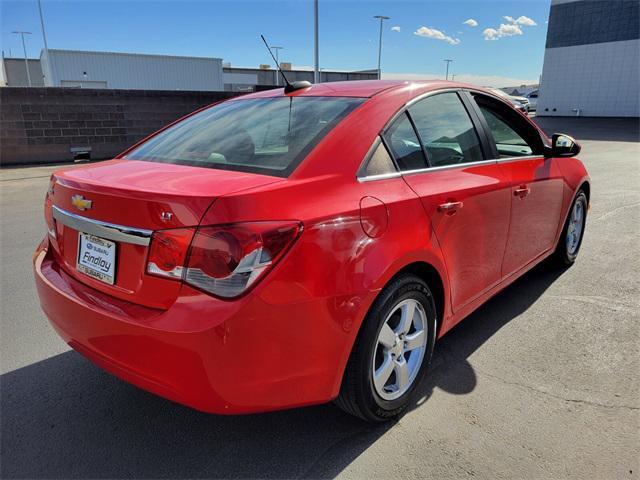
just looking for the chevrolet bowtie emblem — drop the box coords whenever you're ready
[71,195,93,211]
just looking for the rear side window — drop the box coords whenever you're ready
[125,97,364,177]
[383,112,427,171]
[408,92,484,167]
[359,138,397,177]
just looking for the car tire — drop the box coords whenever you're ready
[552,189,588,266]
[335,273,437,422]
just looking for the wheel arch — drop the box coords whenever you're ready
[390,261,446,337]
[334,258,448,401]
[578,180,590,202]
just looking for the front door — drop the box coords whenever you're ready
[383,92,512,312]
[471,93,564,277]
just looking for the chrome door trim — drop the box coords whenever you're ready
[495,154,543,164]
[400,158,497,176]
[52,206,152,246]
[358,171,404,182]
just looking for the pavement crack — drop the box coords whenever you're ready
[477,369,640,411]
[546,294,639,314]
[593,202,640,221]
[440,348,639,412]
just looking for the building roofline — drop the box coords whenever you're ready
[223,65,377,74]
[42,48,222,62]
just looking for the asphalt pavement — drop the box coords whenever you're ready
[1,117,638,479]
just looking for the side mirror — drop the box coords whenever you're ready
[546,133,581,158]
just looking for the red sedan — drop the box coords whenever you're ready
[33,80,589,422]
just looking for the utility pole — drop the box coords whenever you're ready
[313,0,319,83]
[37,0,54,86]
[12,31,32,87]
[374,15,390,80]
[451,74,456,81]
[443,59,453,81]
[271,45,283,86]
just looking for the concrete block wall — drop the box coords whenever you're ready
[0,87,239,166]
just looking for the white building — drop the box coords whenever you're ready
[538,0,639,117]
[40,49,224,91]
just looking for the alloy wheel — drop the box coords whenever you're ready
[372,299,428,401]
[566,198,585,255]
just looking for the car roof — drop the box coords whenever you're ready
[234,79,479,99]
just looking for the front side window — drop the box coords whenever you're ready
[408,92,484,167]
[125,97,364,177]
[479,108,533,157]
[473,94,542,158]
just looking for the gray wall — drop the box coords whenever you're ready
[0,87,239,166]
[222,66,377,91]
[538,0,640,117]
[3,59,45,87]
[42,50,224,91]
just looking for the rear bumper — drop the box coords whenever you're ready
[33,239,356,414]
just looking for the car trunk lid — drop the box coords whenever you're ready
[47,159,282,309]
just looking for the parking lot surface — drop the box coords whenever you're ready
[1,117,638,479]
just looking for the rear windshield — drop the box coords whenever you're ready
[125,96,365,177]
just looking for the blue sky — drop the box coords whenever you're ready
[1,0,551,86]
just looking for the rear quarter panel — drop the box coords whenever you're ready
[199,174,449,397]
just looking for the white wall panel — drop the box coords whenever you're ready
[538,39,639,117]
[43,50,223,91]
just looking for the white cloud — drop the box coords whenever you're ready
[463,18,478,27]
[382,71,537,88]
[483,15,536,40]
[483,23,522,40]
[513,15,538,26]
[482,28,500,41]
[414,26,461,45]
[391,25,401,32]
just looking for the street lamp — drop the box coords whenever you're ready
[12,31,33,87]
[443,59,453,81]
[270,46,283,86]
[374,15,390,80]
[313,0,319,83]
[37,0,54,86]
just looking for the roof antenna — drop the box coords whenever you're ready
[260,34,311,94]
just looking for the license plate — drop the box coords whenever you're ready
[77,232,116,285]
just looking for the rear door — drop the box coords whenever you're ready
[469,92,564,277]
[384,91,512,312]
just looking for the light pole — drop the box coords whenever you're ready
[12,31,32,87]
[270,46,283,85]
[313,0,319,83]
[374,15,390,80]
[443,59,453,81]
[37,0,54,86]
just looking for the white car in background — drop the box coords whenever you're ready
[489,88,530,113]
[526,90,538,111]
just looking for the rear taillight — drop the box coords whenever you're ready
[147,228,195,279]
[44,175,56,238]
[146,221,302,298]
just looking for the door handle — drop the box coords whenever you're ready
[438,201,464,215]
[514,185,531,198]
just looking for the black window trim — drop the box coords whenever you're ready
[381,110,430,173]
[384,89,491,172]
[356,135,402,182]
[462,89,546,160]
[356,87,546,182]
